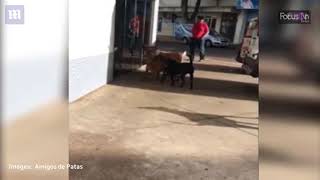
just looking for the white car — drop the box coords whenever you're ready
[174,24,230,47]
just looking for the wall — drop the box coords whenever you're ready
[149,0,160,45]
[160,0,235,8]
[233,10,247,44]
[219,0,237,7]
[2,0,68,122]
[69,0,116,102]
[157,20,175,37]
[159,0,180,7]
[188,0,217,7]
[215,14,222,32]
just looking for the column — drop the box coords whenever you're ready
[233,10,247,44]
[148,0,160,46]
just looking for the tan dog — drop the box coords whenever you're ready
[158,51,186,63]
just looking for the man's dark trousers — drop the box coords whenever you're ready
[189,38,205,62]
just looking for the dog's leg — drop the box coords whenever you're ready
[180,74,185,88]
[152,72,157,80]
[190,73,194,89]
[156,72,160,80]
[160,73,166,83]
[170,75,175,86]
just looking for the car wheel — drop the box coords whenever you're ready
[205,40,212,47]
[183,37,189,44]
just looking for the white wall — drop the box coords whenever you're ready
[233,10,247,44]
[69,0,116,102]
[149,0,160,45]
[2,0,68,122]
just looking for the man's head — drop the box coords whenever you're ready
[198,16,205,22]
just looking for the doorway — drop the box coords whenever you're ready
[113,0,152,75]
[220,13,237,41]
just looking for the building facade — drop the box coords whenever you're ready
[3,0,160,120]
[158,0,258,44]
[69,0,159,102]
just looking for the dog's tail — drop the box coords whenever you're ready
[184,51,194,64]
[181,51,187,58]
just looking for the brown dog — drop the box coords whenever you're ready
[158,51,186,63]
[146,54,166,79]
[146,50,186,79]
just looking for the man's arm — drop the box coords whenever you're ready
[192,24,196,37]
[205,23,209,35]
[201,23,209,39]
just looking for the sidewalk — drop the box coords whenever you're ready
[69,47,258,180]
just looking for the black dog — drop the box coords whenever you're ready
[161,58,194,89]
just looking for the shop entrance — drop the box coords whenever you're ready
[114,0,152,75]
[220,13,237,41]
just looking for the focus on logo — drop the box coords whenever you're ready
[279,10,311,24]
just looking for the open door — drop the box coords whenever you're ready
[113,0,152,76]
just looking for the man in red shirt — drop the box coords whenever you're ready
[189,16,209,62]
[129,16,140,56]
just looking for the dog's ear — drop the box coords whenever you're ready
[179,51,187,61]
[182,51,187,57]
[179,51,187,58]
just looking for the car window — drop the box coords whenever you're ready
[210,31,220,37]
[182,24,193,32]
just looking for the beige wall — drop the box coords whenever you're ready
[159,0,180,7]
[188,0,217,7]
[157,22,174,36]
[219,0,237,7]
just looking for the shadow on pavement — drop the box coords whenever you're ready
[157,41,238,60]
[112,71,258,101]
[139,107,258,130]
[69,140,258,180]
[194,63,245,74]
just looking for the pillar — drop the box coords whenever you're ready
[148,0,160,46]
[233,10,247,44]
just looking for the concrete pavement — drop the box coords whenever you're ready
[69,45,258,180]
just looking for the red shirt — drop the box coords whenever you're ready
[192,21,209,39]
[130,16,140,34]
